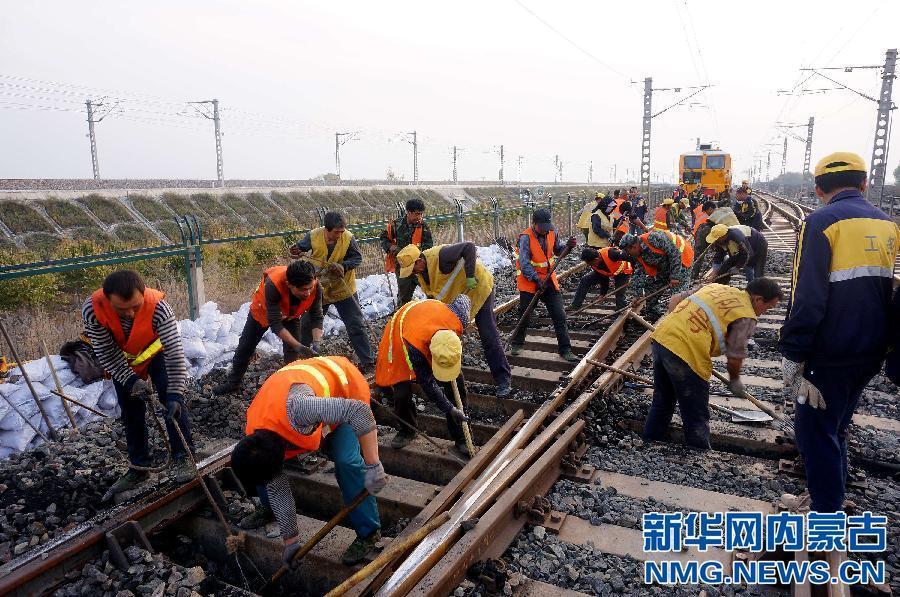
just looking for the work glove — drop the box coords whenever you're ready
[781,358,804,401]
[288,245,303,259]
[166,399,183,421]
[727,378,746,397]
[450,407,469,425]
[282,539,303,566]
[798,375,827,410]
[363,461,389,494]
[465,276,478,290]
[566,236,578,249]
[328,263,345,276]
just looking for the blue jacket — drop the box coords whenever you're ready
[778,190,899,366]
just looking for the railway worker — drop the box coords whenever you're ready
[375,296,471,456]
[379,197,434,307]
[779,152,900,513]
[576,192,610,246]
[733,187,764,230]
[83,270,195,494]
[213,261,322,395]
[629,187,649,223]
[704,224,769,284]
[645,278,784,449]
[231,355,387,566]
[394,240,513,396]
[673,197,691,231]
[691,202,740,280]
[611,201,649,244]
[619,230,693,318]
[652,198,676,231]
[290,211,375,374]
[569,247,633,311]
[508,209,579,361]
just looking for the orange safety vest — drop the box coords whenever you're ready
[249,266,318,327]
[591,247,634,277]
[384,220,424,273]
[611,198,625,218]
[692,209,710,237]
[91,287,165,379]
[653,206,670,230]
[374,299,463,388]
[245,356,371,458]
[636,232,693,277]
[515,228,560,292]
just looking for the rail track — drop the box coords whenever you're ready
[2,198,898,596]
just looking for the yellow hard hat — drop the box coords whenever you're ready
[706,224,729,245]
[741,179,749,185]
[396,245,422,279]
[595,192,605,199]
[430,329,462,382]
[679,197,689,206]
[814,152,867,177]
[662,198,674,206]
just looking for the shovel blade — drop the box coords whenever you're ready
[729,410,773,423]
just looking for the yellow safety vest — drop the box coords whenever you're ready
[310,227,357,304]
[416,245,494,316]
[586,209,613,249]
[576,202,597,230]
[652,284,757,380]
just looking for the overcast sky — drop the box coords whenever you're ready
[1,1,897,184]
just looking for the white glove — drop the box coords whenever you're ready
[781,358,804,401]
[727,378,746,397]
[363,461,389,494]
[798,376,827,410]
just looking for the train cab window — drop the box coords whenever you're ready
[705,155,725,169]
[683,156,702,170]
[682,172,702,184]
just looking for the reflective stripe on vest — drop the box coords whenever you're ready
[687,294,726,355]
[127,339,163,368]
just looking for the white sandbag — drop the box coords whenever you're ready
[0,387,38,431]
[98,385,119,411]
[7,358,55,384]
[0,382,16,398]
[182,337,208,360]
[179,318,204,339]
[204,341,225,362]
[0,413,40,451]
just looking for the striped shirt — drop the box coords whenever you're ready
[82,296,187,396]
[268,384,376,539]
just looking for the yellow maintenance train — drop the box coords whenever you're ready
[679,143,732,199]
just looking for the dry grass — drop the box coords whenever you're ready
[0,201,54,234]
[41,199,94,229]
[77,194,134,226]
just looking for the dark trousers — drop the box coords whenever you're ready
[396,276,418,308]
[692,238,709,280]
[474,290,512,386]
[795,362,880,512]
[510,287,571,354]
[114,354,194,467]
[230,315,302,381]
[571,272,629,310]
[643,342,711,450]
[301,294,374,366]
[392,375,468,444]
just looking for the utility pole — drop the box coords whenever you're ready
[452,145,460,183]
[190,99,225,187]
[498,144,504,185]
[640,77,653,198]
[588,160,593,183]
[869,48,897,206]
[334,132,357,180]
[766,151,771,191]
[554,155,559,183]
[403,131,418,184]
[85,100,100,181]
[801,116,815,202]
[516,155,524,184]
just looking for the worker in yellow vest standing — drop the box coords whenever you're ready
[291,211,375,374]
[231,355,387,565]
[379,198,433,307]
[394,241,513,396]
[645,279,783,449]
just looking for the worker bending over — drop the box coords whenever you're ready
[84,270,194,494]
[509,209,580,362]
[379,198,433,307]
[570,247,633,311]
[692,202,739,280]
[619,231,693,319]
[231,355,388,566]
[646,279,783,449]
[611,201,648,244]
[733,187,764,230]
[652,198,676,231]
[779,152,900,513]
[375,296,471,458]
[214,261,322,395]
[705,224,769,284]
[291,211,375,373]
[394,241,512,396]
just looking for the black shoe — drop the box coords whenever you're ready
[509,345,523,356]
[341,530,381,566]
[391,431,415,449]
[560,350,580,363]
[239,505,275,529]
[212,378,241,395]
[109,469,149,494]
[450,441,472,460]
